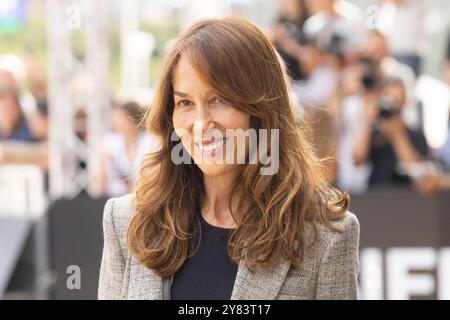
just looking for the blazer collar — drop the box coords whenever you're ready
[126,255,291,300]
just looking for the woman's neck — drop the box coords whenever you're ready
[201,169,245,229]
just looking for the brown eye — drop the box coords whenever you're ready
[178,100,192,107]
[211,97,224,104]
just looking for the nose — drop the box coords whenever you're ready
[193,104,214,133]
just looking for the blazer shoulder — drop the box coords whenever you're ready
[104,194,134,226]
[307,211,359,251]
[332,211,359,232]
[314,211,360,299]
[325,211,359,242]
[103,194,134,256]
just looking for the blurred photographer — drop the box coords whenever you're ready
[352,77,429,187]
[0,85,35,142]
[272,0,310,80]
[335,56,382,193]
[92,101,158,197]
[436,34,450,173]
[302,0,366,65]
[376,0,428,77]
[359,30,418,129]
[414,37,450,194]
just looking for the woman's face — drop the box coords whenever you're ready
[172,56,251,177]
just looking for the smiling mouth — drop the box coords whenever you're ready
[195,137,230,156]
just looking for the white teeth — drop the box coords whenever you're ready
[197,138,227,152]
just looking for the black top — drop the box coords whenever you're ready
[369,127,429,186]
[170,211,238,300]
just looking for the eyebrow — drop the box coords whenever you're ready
[174,90,218,99]
[173,91,191,98]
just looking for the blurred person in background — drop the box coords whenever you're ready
[0,53,48,143]
[279,0,366,183]
[23,51,48,102]
[0,54,49,169]
[272,0,366,108]
[0,86,35,142]
[352,77,429,187]
[272,0,310,80]
[92,101,158,197]
[0,85,48,169]
[22,52,49,142]
[416,146,450,194]
[288,0,367,107]
[445,34,450,87]
[334,56,382,193]
[293,38,338,108]
[436,37,450,173]
[26,99,48,142]
[359,30,418,129]
[414,36,450,194]
[376,0,427,76]
[292,38,339,182]
[302,0,366,66]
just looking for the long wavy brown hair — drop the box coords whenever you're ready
[127,16,349,278]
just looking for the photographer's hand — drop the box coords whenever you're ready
[380,116,424,164]
[352,94,378,166]
[378,116,405,139]
[413,174,443,196]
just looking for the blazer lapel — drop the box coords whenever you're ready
[230,258,291,300]
[127,256,163,299]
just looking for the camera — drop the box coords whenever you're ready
[361,73,377,91]
[357,56,381,92]
[377,96,399,120]
[279,21,304,43]
[326,33,345,59]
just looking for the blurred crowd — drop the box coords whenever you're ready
[270,0,450,195]
[0,52,156,198]
[0,54,48,168]
[1,0,450,199]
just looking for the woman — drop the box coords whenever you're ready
[98,16,359,300]
[272,0,309,80]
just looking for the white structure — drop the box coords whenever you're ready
[46,0,110,199]
[120,0,155,99]
[0,164,46,217]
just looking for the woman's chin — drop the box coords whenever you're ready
[195,162,239,177]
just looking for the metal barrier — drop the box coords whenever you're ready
[0,165,47,217]
[0,164,50,299]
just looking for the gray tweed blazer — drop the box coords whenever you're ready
[98,194,360,300]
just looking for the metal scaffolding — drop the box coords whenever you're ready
[46,0,110,199]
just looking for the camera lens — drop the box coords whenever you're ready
[377,96,398,119]
[362,74,376,90]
